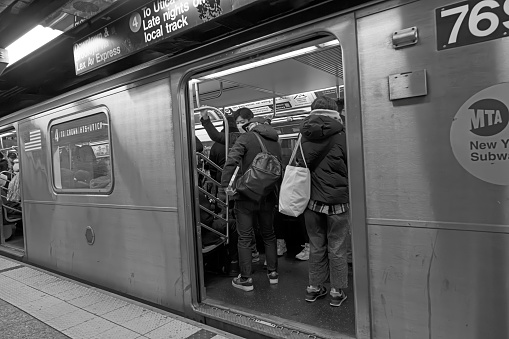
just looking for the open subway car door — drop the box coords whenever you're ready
[182,21,369,338]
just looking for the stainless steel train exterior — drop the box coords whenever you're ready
[1,0,507,338]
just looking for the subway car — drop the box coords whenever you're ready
[0,0,507,338]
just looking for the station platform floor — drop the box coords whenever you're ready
[0,255,243,339]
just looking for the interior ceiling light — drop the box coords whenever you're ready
[199,40,340,80]
[318,40,340,48]
[5,25,63,67]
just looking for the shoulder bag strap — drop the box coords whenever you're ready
[252,132,268,153]
[288,134,307,168]
[310,133,337,171]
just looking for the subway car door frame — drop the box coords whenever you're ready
[172,11,371,339]
[0,122,26,257]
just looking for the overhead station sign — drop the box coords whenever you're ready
[73,0,232,75]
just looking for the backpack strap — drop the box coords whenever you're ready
[252,132,268,153]
[310,133,337,171]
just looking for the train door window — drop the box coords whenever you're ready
[191,37,353,338]
[0,128,24,251]
[49,109,113,193]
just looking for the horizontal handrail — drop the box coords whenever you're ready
[196,152,223,172]
[199,205,227,223]
[2,204,21,214]
[197,169,221,188]
[198,222,227,239]
[194,104,229,245]
[198,187,227,207]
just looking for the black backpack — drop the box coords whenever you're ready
[236,132,282,201]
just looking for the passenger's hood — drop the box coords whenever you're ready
[252,124,279,141]
[301,112,344,141]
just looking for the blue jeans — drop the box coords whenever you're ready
[235,198,277,278]
[304,209,350,290]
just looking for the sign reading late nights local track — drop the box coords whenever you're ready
[450,83,509,185]
[436,0,509,51]
[73,0,231,75]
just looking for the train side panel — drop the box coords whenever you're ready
[19,77,187,310]
[358,0,509,338]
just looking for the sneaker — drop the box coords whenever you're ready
[232,274,254,291]
[267,271,279,284]
[252,250,260,263]
[295,243,310,261]
[277,239,287,256]
[305,285,327,302]
[330,289,347,307]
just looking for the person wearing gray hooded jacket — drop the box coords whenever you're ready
[296,96,349,307]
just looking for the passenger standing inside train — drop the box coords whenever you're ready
[200,110,246,203]
[0,153,8,172]
[7,159,21,204]
[207,116,238,183]
[221,115,282,291]
[201,108,268,262]
[200,108,249,147]
[297,96,349,307]
[336,98,352,267]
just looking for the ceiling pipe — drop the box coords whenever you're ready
[0,48,8,76]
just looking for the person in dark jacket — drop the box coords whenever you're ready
[195,136,204,153]
[201,108,266,260]
[297,96,349,307]
[336,97,352,266]
[336,98,346,128]
[206,116,239,183]
[0,153,8,173]
[200,107,252,148]
[221,116,282,291]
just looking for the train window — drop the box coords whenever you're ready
[49,109,112,193]
[0,130,18,167]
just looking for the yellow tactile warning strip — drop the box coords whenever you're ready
[0,256,242,339]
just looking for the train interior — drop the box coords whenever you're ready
[0,128,23,251]
[191,37,355,337]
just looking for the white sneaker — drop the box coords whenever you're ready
[277,239,287,256]
[295,243,310,261]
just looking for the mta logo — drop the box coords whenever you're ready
[469,99,509,136]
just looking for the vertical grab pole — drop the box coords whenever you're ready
[221,108,229,244]
[194,81,201,108]
[272,90,277,120]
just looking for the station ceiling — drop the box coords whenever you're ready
[0,0,372,117]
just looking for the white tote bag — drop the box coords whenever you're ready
[279,135,311,217]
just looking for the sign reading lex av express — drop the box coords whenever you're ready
[73,0,232,75]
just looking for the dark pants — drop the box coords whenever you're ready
[235,198,277,277]
[211,219,238,262]
[298,214,309,243]
[273,212,286,240]
[304,209,349,290]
